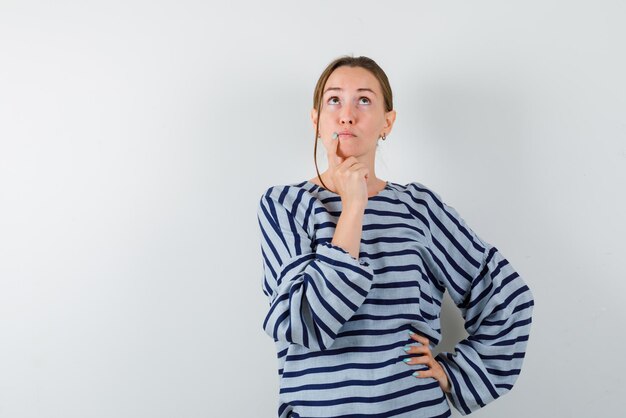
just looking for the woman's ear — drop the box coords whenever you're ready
[385,109,397,131]
[310,108,318,129]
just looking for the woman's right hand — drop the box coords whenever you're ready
[324,132,370,206]
[323,132,368,260]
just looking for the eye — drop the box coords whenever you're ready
[326,96,371,105]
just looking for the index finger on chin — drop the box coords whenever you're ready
[326,131,343,168]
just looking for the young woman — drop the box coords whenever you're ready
[256,55,534,418]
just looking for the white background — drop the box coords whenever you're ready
[1,1,625,417]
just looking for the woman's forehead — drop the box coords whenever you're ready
[324,66,381,95]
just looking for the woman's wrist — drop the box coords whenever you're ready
[440,377,451,393]
[436,361,451,393]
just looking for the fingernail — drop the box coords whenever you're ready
[402,346,411,352]
[403,358,411,363]
[412,371,420,377]
[408,331,415,336]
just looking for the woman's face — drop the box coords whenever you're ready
[311,65,396,159]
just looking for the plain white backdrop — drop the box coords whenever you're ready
[1,1,625,417]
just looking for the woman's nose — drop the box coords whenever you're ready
[340,102,355,124]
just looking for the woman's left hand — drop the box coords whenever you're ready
[402,331,451,393]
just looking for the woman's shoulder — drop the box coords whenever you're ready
[257,181,324,236]
[401,180,446,204]
[390,181,468,228]
[257,180,321,210]
[385,180,446,205]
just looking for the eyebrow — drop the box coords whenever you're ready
[323,87,377,96]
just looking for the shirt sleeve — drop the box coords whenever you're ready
[424,187,535,415]
[256,187,375,351]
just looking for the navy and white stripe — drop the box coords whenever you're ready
[257,180,534,417]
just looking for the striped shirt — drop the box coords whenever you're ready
[256,179,534,418]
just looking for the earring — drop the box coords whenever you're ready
[381,133,387,141]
